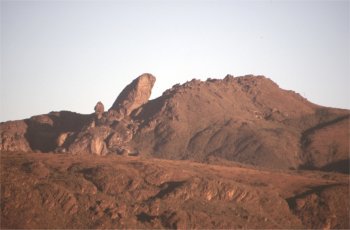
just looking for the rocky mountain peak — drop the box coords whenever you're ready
[0,73,348,173]
[109,73,156,116]
[94,101,104,119]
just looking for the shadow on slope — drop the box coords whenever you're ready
[24,111,92,152]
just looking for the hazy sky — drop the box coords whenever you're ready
[1,0,349,122]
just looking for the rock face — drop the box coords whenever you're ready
[0,120,31,152]
[110,73,156,116]
[0,111,91,153]
[67,123,110,156]
[59,74,155,156]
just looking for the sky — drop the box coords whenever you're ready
[1,0,349,122]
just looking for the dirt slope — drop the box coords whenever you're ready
[300,114,349,173]
[1,151,349,229]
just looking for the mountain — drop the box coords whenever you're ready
[131,75,349,172]
[2,73,347,172]
[1,73,349,228]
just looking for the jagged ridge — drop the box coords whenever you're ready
[0,74,349,172]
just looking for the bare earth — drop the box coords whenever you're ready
[1,151,349,229]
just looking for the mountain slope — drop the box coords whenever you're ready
[1,74,348,172]
[131,75,349,171]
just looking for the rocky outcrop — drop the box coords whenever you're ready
[0,112,92,153]
[63,74,155,156]
[94,101,104,120]
[0,120,31,152]
[1,73,349,173]
[0,72,156,156]
[109,73,156,116]
[68,126,110,156]
[90,136,108,156]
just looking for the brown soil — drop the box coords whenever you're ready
[1,151,349,229]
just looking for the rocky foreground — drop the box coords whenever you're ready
[1,151,349,229]
[1,73,349,228]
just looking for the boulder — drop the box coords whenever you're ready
[109,73,156,116]
[90,136,108,156]
[94,101,105,119]
[68,126,110,155]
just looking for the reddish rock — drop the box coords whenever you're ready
[110,73,156,116]
[0,120,31,152]
[94,101,105,119]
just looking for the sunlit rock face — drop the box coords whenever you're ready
[109,73,156,116]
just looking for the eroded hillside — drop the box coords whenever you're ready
[1,151,349,229]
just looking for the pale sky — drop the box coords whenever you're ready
[1,0,349,122]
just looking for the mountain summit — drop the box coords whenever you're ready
[109,73,156,116]
[0,73,349,172]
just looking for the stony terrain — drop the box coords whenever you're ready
[0,73,349,228]
[1,151,349,229]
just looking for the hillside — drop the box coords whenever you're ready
[131,75,349,171]
[1,73,349,229]
[1,151,349,229]
[1,74,348,173]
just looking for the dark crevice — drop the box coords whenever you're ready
[147,181,186,202]
[300,114,349,149]
[299,159,350,175]
[286,183,342,210]
[136,212,156,223]
[320,159,350,174]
